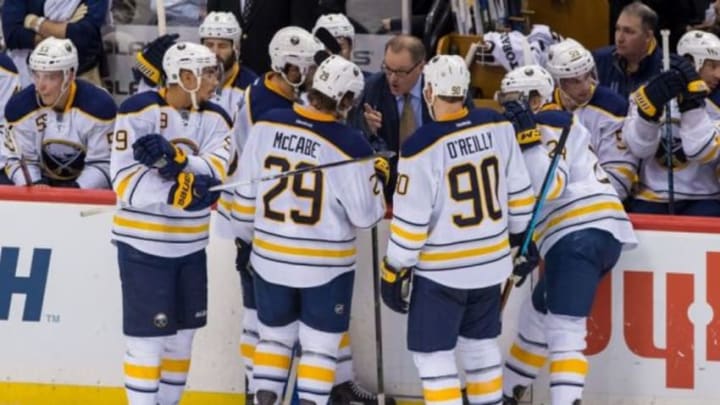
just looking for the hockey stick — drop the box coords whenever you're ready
[500,123,571,311]
[661,29,674,214]
[210,150,396,192]
[156,0,167,36]
[79,151,396,217]
[370,226,386,404]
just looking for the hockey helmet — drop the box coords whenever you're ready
[199,11,242,55]
[677,30,720,71]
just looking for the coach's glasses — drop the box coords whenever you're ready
[381,59,422,78]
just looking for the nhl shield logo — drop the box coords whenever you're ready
[154,313,168,328]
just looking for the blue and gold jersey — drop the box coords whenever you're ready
[4,79,115,188]
[386,108,535,289]
[110,89,232,258]
[232,104,385,288]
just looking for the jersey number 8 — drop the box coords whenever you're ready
[262,155,323,225]
[448,156,502,227]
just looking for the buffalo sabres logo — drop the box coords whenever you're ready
[170,138,200,156]
[655,136,689,169]
[41,139,87,181]
[290,36,300,46]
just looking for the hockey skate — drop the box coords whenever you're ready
[329,380,396,405]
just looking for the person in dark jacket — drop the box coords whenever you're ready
[594,1,663,97]
[2,0,108,87]
[206,0,319,74]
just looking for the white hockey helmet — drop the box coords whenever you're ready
[423,54,470,99]
[312,14,355,42]
[500,64,555,103]
[199,11,242,54]
[312,54,364,110]
[545,38,596,80]
[163,42,219,108]
[269,26,324,87]
[29,37,78,77]
[677,30,720,71]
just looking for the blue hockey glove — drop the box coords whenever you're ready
[503,101,542,151]
[509,231,540,287]
[134,33,179,86]
[167,173,221,211]
[380,257,411,314]
[133,134,188,179]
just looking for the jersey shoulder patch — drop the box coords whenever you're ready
[5,86,39,123]
[74,80,117,121]
[202,100,234,128]
[118,90,164,115]
[535,109,573,129]
[0,53,18,75]
[589,86,628,117]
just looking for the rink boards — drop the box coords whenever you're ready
[0,186,719,404]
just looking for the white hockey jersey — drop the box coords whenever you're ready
[623,98,720,202]
[551,86,638,200]
[4,80,115,188]
[706,89,720,121]
[210,63,258,124]
[232,104,385,288]
[0,54,20,171]
[216,73,295,239]
[385,108,536,290]
[110,89,233,258]
[530,110,637,256]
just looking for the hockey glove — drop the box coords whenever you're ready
[502,101,542,151]
[670,55,710,112]
[374,157,390,188]
[509,231,540,287]
[133,134,188,179]
[134,33,179,86]
[167,173,221,211]
[632,70,684,121]
[380,257,411,314]
[235,238,254,278]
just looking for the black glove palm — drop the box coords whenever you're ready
[503,101,542,151]
[509,231,540,287]
[670,54,709,112]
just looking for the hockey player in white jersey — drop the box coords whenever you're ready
[497,65,637,405]
[231,55,385,405]
[212,26,323,403]
[381,55,539,405]
[624,31,720,215]
[4,37,115,188]
[544,38,638,201]
[110,41,231,405]
[0,52,20,184]
[200,11,258,119]
[680,31,720,120]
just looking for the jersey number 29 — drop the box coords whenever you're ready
[262,155,323,225]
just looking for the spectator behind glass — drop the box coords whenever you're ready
[150,0,205,26]
[2,0,108,87]
[594,1,662,98]
[206,0,319,74]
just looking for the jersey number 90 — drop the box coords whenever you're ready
[262,156,323,225]
[448,156,502,227]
